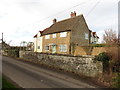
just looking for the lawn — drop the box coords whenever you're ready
[2,77,18,89]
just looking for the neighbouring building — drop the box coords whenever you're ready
[26,42,34,51]
[34,31,43,52]
[34,11,99,54]
[90,31,99,44]
[0,42,11,50]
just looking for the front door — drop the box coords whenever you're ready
[52,45,56,53]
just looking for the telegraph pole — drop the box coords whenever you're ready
[1,32,3,50]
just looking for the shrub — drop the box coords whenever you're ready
[4,50,19,57]
[94,52,111,72]
[91,44,106,47]
[112,73,120,88]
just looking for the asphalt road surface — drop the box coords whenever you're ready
[2,55,101,88]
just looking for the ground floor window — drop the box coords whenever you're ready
[38,46,40,49]
[59,45,67,52]
[44,45,49,51]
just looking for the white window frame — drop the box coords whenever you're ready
[59,45,67,52]
[52,34,56,38]
[44,45,49,51]
[95,38,97,42]
[85,33,89,40]
[45,35,50,39]
[60,32,67,37]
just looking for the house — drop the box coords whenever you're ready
[90,31,99,44]
[0,42,11,55]
[41,11,91,54]
[26,42,34,51]
[34,31,43,52]
[0,42,11,50]
[34,11,99,54]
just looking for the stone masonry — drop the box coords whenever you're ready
[19,51,103,77]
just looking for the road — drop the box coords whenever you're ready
[2,55,100,88]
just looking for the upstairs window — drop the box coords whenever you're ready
[45,35,50,39]
[60,32,67,37]
[38,46,40,49]
[52,34,56,38]
[85,33,88,40]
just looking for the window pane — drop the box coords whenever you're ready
[85,33,88,39]
[45,35,50,39]
[60,45,67,52]
[45,46,49,50]
[60,32,67,37]
[38,46,40,49]
[52,34,56,38]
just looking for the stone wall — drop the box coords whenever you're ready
[91,47,106,56]
[91,47,119,56]
[74,46,93,56]
[19,51,103,77]
[74,46,87,56]
[42,31,71,54]
[74,46,119,56]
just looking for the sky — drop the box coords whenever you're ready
[0,0,119,46]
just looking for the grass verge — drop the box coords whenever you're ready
[2,77,16,88]
[2,77,20,89]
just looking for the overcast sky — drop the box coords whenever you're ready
[0,0,119,46]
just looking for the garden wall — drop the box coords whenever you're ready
[74,46,119,56]
[19,51,103,77]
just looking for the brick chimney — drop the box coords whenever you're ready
[53,18,57,24]
[70,11,76,18]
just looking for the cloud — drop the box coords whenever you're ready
[85,0,118,38]
[0,0,119,45]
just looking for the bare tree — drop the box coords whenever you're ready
[103,29,119,75]
[103,29,118,45]
[20,41,27,51]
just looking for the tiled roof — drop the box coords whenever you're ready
[33,34,37,38]
[41,14,83,36]
[92,32,99,38]
[33,30,44,38]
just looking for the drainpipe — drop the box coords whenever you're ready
[36,37,37,52]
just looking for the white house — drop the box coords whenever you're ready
[34,31,43,52]
[90,32,99,44]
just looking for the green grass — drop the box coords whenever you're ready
[90,44,106,47]
[0,76,2,89]
[2,77,18,89]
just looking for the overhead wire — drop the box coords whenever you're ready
[72,0,101,30]
[86,0,100,17]
[18,0,91,29]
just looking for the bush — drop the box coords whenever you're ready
[91,44,106,47]
[5,50,19,57]
[112,73,120,88]
[113,63,120,72]
[94,52,111,72]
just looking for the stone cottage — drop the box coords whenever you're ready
[34,11,99,54]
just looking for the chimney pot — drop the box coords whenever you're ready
[70,11,76,18]
[53,18,57,24]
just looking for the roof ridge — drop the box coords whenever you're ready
[42,14,84,35]
[55,14,83,24]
